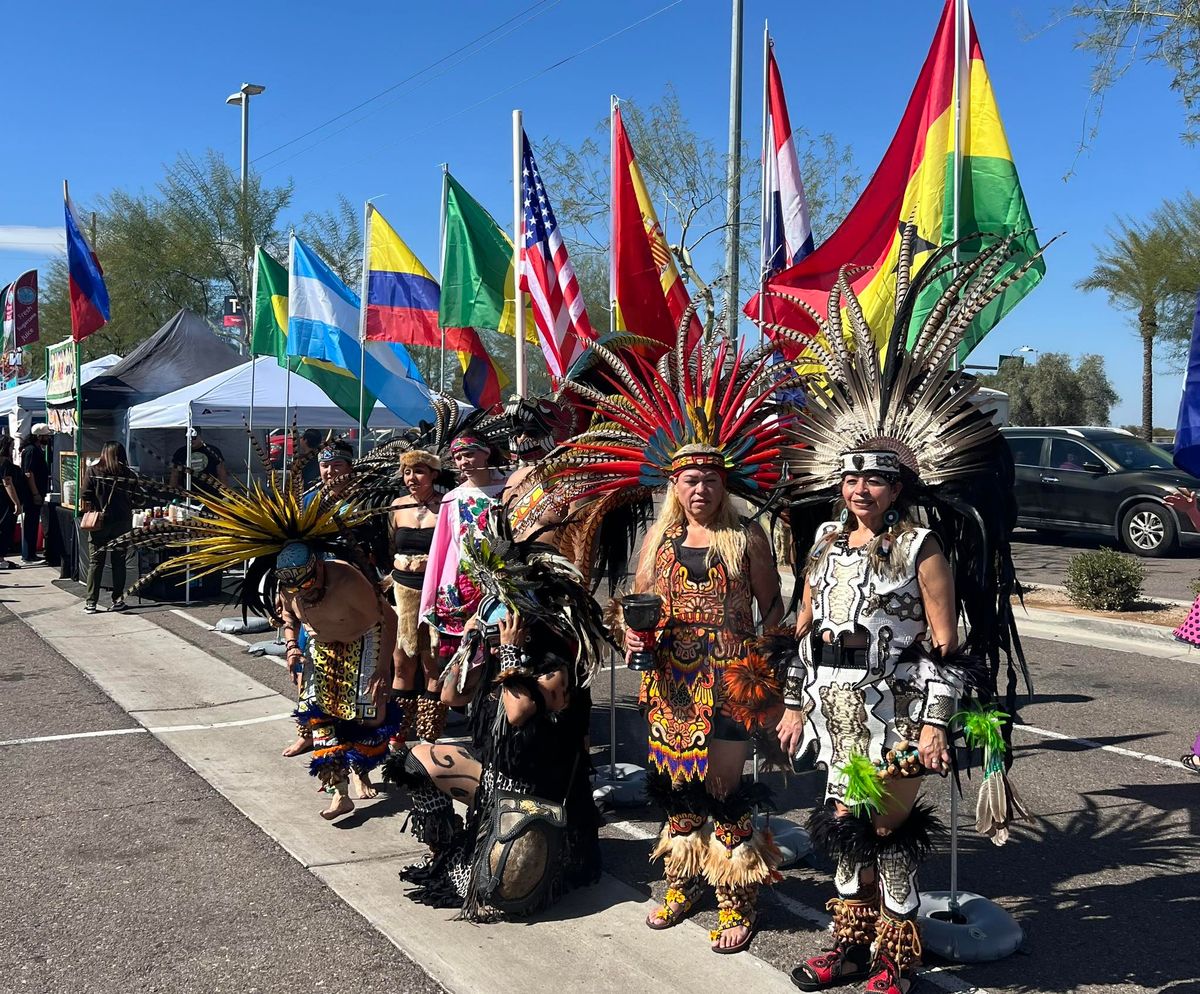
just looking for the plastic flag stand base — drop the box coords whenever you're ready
[592,763,646,807]
[918,891,1024,962]
[246,639,287,658]
[754,814,811,867]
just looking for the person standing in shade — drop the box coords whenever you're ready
[0,435,26,570]
[296,428,323,491]
[1163,488,1200,774]
[80,442,139,614]
[169,427,229,494]
[18,425,53,563]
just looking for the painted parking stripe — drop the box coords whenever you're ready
[0,711,293,748]
[1014,723,1189,771]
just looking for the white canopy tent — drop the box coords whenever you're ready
[126,356,433,431]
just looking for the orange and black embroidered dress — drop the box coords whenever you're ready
[641,525,755,782]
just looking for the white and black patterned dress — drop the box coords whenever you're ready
[785,523,961,803]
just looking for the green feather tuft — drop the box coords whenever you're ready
[839,752,886,815]
[952,701,1009,758]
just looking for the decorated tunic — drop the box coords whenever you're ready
[785,522,962,802]
[419,480,503,639]
[641,525,754,782]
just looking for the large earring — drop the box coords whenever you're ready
[838,507,849,526]
[883,508,900,527]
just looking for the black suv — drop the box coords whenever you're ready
[1001,427,1200,557]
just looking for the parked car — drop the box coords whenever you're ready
[1001,426,1200,557]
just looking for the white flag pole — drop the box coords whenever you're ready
[512,109,527,399]
[247,244,259,487]
[283,232,294,479]
[439,164,448,395]
[357,203,371,457]
[758,22,770,349]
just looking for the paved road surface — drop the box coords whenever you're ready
[3,565,1198,994]
[1012,529,1198,602]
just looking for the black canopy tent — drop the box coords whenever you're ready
[80,309,242,410]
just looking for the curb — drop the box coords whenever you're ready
[1017,605,1182,646]
[1027,581,1193,609]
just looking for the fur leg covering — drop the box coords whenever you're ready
[415,691,449,742]
[382,748,462,847]
[703,780,782,892]
[646,773,709,882]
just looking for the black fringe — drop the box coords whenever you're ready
[708,778,777,823]
[806,802,946,866]
[644,770,710,818]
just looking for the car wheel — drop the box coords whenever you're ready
[1120,501,1177,557]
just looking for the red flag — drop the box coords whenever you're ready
[611,106,701,353]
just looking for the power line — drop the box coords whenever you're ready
[252,0,558,165]
[270,0,686,178]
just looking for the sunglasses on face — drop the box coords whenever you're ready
[281,572,320,593]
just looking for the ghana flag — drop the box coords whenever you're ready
[750,0,1043,361]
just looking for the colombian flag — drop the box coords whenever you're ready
[750,0,1043,361]
[367,205,506,410]
[611,105,702,354]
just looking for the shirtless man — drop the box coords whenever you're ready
[277,542,397,820]
[500,396,574,547]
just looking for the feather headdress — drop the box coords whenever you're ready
[550,303,800,507]
[761,224,1052,495]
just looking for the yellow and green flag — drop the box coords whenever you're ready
[753,0,1043,361]
[251,245,369,419]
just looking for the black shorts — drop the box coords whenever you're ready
[711,710,751,742]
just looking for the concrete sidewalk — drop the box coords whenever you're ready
[6,571,798,994]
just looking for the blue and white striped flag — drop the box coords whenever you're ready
[288,235,431,427]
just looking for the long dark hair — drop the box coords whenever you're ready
[95,441,129,477]
[0,435,12,462]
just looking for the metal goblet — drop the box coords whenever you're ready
[621,593,663,672]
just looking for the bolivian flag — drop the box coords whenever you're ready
[751,0,1043,362]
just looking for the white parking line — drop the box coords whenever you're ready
[1014,723,1189,771]
[0,711,293,748]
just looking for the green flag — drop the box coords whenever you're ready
[439,174,533,341]
[251,246,372,420]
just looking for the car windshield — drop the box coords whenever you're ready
[1089,437,1175,471]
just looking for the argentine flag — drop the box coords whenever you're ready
[288,235,432,427]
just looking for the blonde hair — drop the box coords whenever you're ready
[642,486,748,580]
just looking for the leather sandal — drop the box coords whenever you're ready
[791,945,872,990]
[709,906,757,954]
[646,880,703,930]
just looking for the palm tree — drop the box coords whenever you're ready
[1078,220,1180,440]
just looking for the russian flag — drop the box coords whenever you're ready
[764,42,814,276]
[65,190,110,342]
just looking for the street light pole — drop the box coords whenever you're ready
[226,83,266,335]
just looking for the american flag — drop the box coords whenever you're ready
[518,130,594,379]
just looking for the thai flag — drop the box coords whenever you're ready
[64,191,110,342]
[764,43,814,276]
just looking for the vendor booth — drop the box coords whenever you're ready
[0,354,120,439]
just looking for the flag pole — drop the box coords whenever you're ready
[512,109,527,398]
[439,164,448,394]
[247,244,259,487]
[63,180,83,522]
[723,0,745,345]
[607,92,619,779]
[357,202,371,457]
[758,22,770,349]
[284,232,294,479]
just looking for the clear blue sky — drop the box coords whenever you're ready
[2,0,1195,426]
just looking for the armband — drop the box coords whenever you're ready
[920,679,957,729]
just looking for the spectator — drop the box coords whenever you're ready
[297,428,323,490]
[169,427,229,494]
[0,435,25,570]
[81,442,138,614]
[1164,488,1200,775]
[18,425,53,563]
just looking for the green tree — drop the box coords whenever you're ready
[980,352,1118,426]
[35,152,359,373]
[1077,218,1183,439]
[1065,2,1200,144]
[534,86,859,338]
